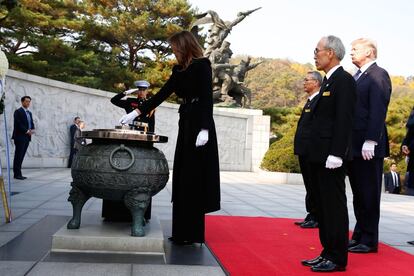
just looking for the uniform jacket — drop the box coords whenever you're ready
[352,63,391,158]
[308,67,357,162]
[111,93,155,132]
[294,93,320,156]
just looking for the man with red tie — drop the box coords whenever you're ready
[347,38,392,254]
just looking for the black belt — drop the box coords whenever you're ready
[182,97,199,104]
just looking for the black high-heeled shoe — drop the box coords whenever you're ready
[168,237,199,246]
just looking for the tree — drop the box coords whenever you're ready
[1,0,194,91]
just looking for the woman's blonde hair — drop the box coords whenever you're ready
[168,31,204,69]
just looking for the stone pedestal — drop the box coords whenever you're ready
[51,215,165,259]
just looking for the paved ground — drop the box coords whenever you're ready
[0,168,413,275]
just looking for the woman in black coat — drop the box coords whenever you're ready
[119,30,220,244]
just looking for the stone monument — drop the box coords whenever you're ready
[191,8,263,107]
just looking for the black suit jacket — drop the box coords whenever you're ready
[402,108,414,173]
[12,107,35,142]
[384,172,401,192]
[308,67,356,162]
[294,94,320,156]
[352,63,391,158]
[69,124,77,148]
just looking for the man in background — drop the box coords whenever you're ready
[68,116,80,168]
[384,163,401,194]
[402,106,414,196]
[73,120,86,156]
[293,71,322,229]
[12,96,35,180]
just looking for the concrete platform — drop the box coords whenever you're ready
[1,168,414,275]
[25,262,225,276]
[52,214,165,256]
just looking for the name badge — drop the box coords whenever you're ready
[304,109,311,113]
[322,91,331,96]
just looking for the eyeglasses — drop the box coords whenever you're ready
[137,87,147,91]
[314,48,329,55]
[304,78,316,82]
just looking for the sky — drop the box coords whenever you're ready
[188,0,413,77]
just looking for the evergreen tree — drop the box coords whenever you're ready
[0,0,193,91]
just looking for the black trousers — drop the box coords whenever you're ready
[310,162,349,267]
[172,200,205,243]
[13,139,30,177]
[299,155,318,221]
[102,199,152,221]
[67,147,76,168]
[392,186,401,194]
[348,157,383,247]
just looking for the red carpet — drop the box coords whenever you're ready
[205,216,414,275]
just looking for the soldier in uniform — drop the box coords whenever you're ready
[110,80,155,132]
[293,71,322,229]
[104,80,154,222]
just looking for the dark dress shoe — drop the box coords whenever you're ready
[348,243,377,253]
[300,220,318,228]
[407,241,414,246]
[301,256,325,267]
[168,237,195,246]
[294,214,312,225]
[348,239,359,248]
[14,176,27,180]
[311,259,345,272]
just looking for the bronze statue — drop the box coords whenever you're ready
[191,8,263,107]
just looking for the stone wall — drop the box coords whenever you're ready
[0,70,270,171]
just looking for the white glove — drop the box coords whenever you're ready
[124,88,138,95]
[325,155,343,169]
[361,140,376,160]
[195,129,209,147]
[119,110,140,125]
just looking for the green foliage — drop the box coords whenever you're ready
[242,57,314,109]
[261,120,300,173]
[0,0,193,92]
[384,96,414,173]
[263,106,301,142]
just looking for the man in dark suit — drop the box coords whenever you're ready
[402,107,414,246]
[402,106,414,196]
[384,163,401,194]
[12,96,35,180]
[347,38,392,254]
[293,71,322,229]
[301,35,356,272]
[68,116,80,168]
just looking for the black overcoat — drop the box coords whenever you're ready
[139,58,221,214]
